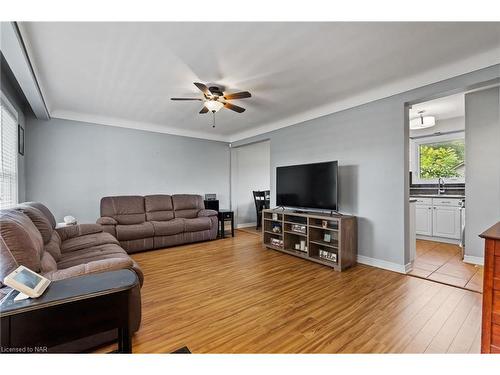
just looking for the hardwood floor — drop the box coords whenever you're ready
[409,240,483,292]
[237,226,262,236]
[98,230,482,353]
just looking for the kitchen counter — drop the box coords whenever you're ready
[410,194,465,199]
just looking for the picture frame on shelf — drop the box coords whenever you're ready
[319,249,337,262]
[291,224,306,234]
[323,233,331,242]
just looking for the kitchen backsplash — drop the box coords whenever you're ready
[410,183,465,196]
[409,172,465,196]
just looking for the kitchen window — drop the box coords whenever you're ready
[0,92,18,209]
[412,133,465,184]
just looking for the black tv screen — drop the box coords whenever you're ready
[276,161,338,211]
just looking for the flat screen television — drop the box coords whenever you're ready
[276,161,338,211]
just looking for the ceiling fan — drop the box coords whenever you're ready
[171,82,251,114]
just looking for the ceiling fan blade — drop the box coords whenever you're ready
[199,106,209,114]
[193,82,211,97]
[171,98,202,101]
[224,102,246,113]
[223,91,252,100]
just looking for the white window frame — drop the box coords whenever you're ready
[411,132,465,185]
[0,90,19,208]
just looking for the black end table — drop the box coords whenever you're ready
[218,210,234,238]
[204,199,219,212]
[0,269,139,353]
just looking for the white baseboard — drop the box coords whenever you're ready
[463,255,484,266]
[416,235,460,245]
[236,222,257,229]
[357,255,408,274]
[405,262,414,273]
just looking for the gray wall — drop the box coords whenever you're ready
[465,87,500,260]
[235,98,408,266]
[232,64,500,269]
[25,116,230,223]
[1,64,27,202]
[230,140,270,225]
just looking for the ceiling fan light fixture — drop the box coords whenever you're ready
[204,100,224,113]
[410,111,436,130]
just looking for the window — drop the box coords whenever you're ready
[412,133,465,184]
[0,92,18,208]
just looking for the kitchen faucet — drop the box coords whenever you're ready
[438,177,446,195]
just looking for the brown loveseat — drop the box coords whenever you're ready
[0,202,143,351]
[97,194,218,253]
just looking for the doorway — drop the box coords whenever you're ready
[230,140,271,235]
[407,92,482,292]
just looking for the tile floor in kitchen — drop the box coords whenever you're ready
[409,240,483,293]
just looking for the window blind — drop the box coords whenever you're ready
[0,93,18,209]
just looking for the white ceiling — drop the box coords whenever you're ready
[19,22,500,142]
[410,92,465,121]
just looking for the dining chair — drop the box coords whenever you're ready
[253,190,268,229]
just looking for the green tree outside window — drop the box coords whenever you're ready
[419,139,465,179]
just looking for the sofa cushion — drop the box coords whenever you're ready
[145,195,174,221]
[61,232,119,253]
[45,257,134,282]
[184,217,212,232]
[172,194,203,219]
[57,243,130,269]
[16,205,53,244]
[44,231,62,261]
[0,210,43,274]
[40,251,58,273]
[100,196,146,225]
[116,222,154,241]
[22,202,56,229]
[151,218,184,236]
[56,224,103,242]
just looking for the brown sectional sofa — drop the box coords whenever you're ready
[0,202,143,351]
[97,194,218,253]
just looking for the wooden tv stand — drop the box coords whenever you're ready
[262,209,357,271]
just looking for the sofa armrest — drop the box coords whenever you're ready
[198,209,218,217]
[97,216,118,225]
[43,258,134,281]
[56,224,103,242]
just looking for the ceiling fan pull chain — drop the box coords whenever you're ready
[212,112,216,128]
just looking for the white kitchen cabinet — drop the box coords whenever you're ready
[412,197,464,241]
[415,204,433,236]
[432,206,462,239]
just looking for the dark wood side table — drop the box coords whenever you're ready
[479,222,500,353]
[0,269,139,353]
[218,210,234,238]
